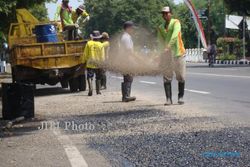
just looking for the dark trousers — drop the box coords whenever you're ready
[63,25,77,41]
[100,69,106,86]
[208,54,216,66]
[87,68,102,80]
[123,74,133,83]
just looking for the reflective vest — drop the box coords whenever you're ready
[54,4,74,28]
[157,18,185,57]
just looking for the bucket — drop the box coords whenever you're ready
[35,24,58,43]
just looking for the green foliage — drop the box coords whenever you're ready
[174,0,226,48]
[0,0,51,36]
[224,0,250,15]
[217,37,243,59]
[29,3,49,22]
[85,0,174,36]
[218,54,236,60]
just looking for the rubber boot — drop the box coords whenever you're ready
[178,82,185,105]
[101,75,107,90]
[127,82,136,101]
[96,80,101,95]
[164,82,173,105]
[122,82,136,102]
[87,78,93,96]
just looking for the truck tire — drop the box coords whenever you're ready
[78,74,86,91]
[11,67,17,83]
[69,78,79,92]
[60,80,69,89]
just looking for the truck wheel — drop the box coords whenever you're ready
[78,74,86,91]
[60,80,69,89]
[11,67,17,83]
[69,78,79,92]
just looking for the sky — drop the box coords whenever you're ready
[46,0,183,21]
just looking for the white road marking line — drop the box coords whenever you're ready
[219,69,238,71]
[185,89,211,95]
[188,72,250,79]
[111,76,123,80]
[53,130,88,167]
[139,81,157,85]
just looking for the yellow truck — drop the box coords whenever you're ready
[8,9,86,92]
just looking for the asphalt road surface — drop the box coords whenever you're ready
[1,63,250,167]
[107,63,250,125]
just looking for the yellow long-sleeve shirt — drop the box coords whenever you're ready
[82,40,105,69]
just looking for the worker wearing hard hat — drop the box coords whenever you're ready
[72,5,90,25]
[82,31,105,96]
[157,6,186,105]
[72,5,90,38]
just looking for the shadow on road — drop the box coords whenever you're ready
[0,117,46,138]
[34,87,71,97]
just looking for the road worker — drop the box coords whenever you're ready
[100,32,110,90]
[54,0,77,40]
[82,31,105,96]
[72,5,90,38]
[120,21,136,102]
[157,6,186,105]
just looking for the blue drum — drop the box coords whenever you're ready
[35,24,58,43]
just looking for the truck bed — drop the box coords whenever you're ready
[10,40,87,69]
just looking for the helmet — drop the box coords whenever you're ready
[77,5,85,12]
[102,32,109,39]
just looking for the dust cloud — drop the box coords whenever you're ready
[94,27,173,76]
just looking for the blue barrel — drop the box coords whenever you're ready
[35,24,58,43]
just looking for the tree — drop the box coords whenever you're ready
[224,0,250,57]
[0,0,51,35]
[224,0,250,16]
[84,0,174,47]
[174,0,225,48]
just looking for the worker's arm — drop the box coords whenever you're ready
[54,5,61,21]
[76,11,90,25]
[168,20,181,48]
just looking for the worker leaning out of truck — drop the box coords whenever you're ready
[54,0,90,40]
[82,31,105,96]
[72,5,90,26]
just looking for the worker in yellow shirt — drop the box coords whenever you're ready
[82,31,105,96]
[100,32,110,90]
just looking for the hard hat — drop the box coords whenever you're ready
[77,5,85,12]
[161,6,171,13]
[102,32,109,39]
